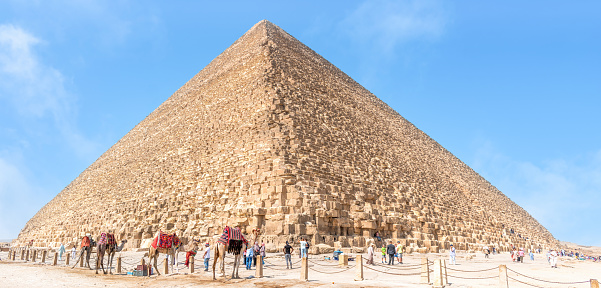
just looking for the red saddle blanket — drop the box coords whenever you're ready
[217,226,247,246]
[151,231,181,249]
[80,236,90,248]
[98,233,116,246]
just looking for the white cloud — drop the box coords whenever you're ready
[341,0,448,53]
[472,141,601,246]
[0,156,45,239]
[0,24,99,159]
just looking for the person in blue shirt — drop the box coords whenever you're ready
[245,246,254,270]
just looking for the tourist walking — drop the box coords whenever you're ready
[366,243,375,265]
[483,245,489,258]
[253,242,260,266]
[449,244,456,265]
[386,240,396,265]
[283,241,294,269]
[300,238,308,258]
[245,246,254,270]
[550,250,558,268]
[260,242,265,265]
[396,241,405,264]
[71,245,76,260]
[529,249,534,261]
[380,245,386,263]
[518,248,525,263]
[58,243,66,261]
[203,243,210,271]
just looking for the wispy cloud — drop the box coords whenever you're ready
[0,24,99,158]
[472,141,601,246]
[340,0,448,54]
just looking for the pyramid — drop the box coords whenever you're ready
[17,20,557,252]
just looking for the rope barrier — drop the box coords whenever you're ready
[308,264,356,274]
[446,266,498,273]
[308,259,343,267]
[362,258,422,270]
[447,274,498,280]
[507,267,590,285]
[363,264,423,276]
[507,276,547,288]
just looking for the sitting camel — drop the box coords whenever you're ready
[73,234,93,269]
[213,226,248,280]
[95,233,127,274]
[146,231,182,276]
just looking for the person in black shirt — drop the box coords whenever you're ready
[386,240,396,265]
[283,241,294,269]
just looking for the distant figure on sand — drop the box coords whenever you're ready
[283,241,294,269]
[71,246,76,259]
[550,250,558,268]
[449,244,456,265]
[386,240,396,265]
[381,245,386,263]
[366,243,374,265]
[203,243,211,271]
[58,243,66,260]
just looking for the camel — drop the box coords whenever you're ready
[95,233,127,274]
[213,226,248,280]
[72,234,93,269]
[146,231,182,276]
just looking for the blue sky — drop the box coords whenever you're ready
[0,1,599,245]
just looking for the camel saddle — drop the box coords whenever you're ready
[80,236,90,248]
[97,233,116,246]
[218,226,247,255]
[151,231,181,249]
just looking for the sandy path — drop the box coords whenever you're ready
[1,250,599,287]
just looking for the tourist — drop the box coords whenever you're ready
[245,246,254,270]
[203,243,210,271]
[375,232,382,242]
[396,241,405,264]
[71,245,76,260]
[550,250,558,268]
[386,240,396,265]
[449,244,456,265]
[300,238,308,258]
[483,245,490,258]
[58,243,66,261]
[529,249,534,261]
[252,242,260,266]
[260,242,266,265]
[518,248,525,263]
[380,245,386,263]
[243,248,247,265]
[283,241,294,269]
[366,243,374,265]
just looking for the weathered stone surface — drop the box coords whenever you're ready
[16,20,557,252]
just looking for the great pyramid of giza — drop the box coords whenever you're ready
[17,20,557,252]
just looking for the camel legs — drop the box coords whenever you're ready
[107,252,114,274]
[72,249,86,268]
[232,254,239,279]
[151,251,160,276]
[85,248,92,269]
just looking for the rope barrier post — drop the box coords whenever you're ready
[189,255,194,274]
[420,257,430,284]
[339,254,348,267]
[433,259,444,288]
[591,279,599,288]
[42,250,47,263]
[32,250,37,262]
[66,253,70,266]
[300,257,308,281]
[12,250,16,261]
[354,254,363,281]
[21,249,25,261]
[53,252,58,266]
[443,259,448,286]
[499,265,509,288]
[255,255,263,278]
[164,257,169,274]
[117,257,121,274]
[25,249,29,261]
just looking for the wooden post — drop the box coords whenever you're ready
[25,249,29,261]
[189,255,194,273]
[443,259,448,286]
[53,252,58,265]
[164,257,169,274]
[421,257,430,284]
[339,254,348,266]
[433,259,444,288]
[66,253,70,265]
[300,257,308,281]
[21,249,25,261]
[354,254,363,281]
[256,255,263,278]
[499,265,509,288]
[42,250,47,263]
[591,279,599,288]
[32,250,37,262]
[117,257,122,274]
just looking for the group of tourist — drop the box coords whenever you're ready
[364,240,405,265]
[510,247,533,263]
[243,241,266,270]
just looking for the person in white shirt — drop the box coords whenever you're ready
[449,244,456,265]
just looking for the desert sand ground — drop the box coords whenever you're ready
[1,249,599,288]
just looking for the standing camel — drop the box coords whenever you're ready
[213,226,247,280]
[72,234,93,269]
[95,233,127,274]
[146,231,182,276]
